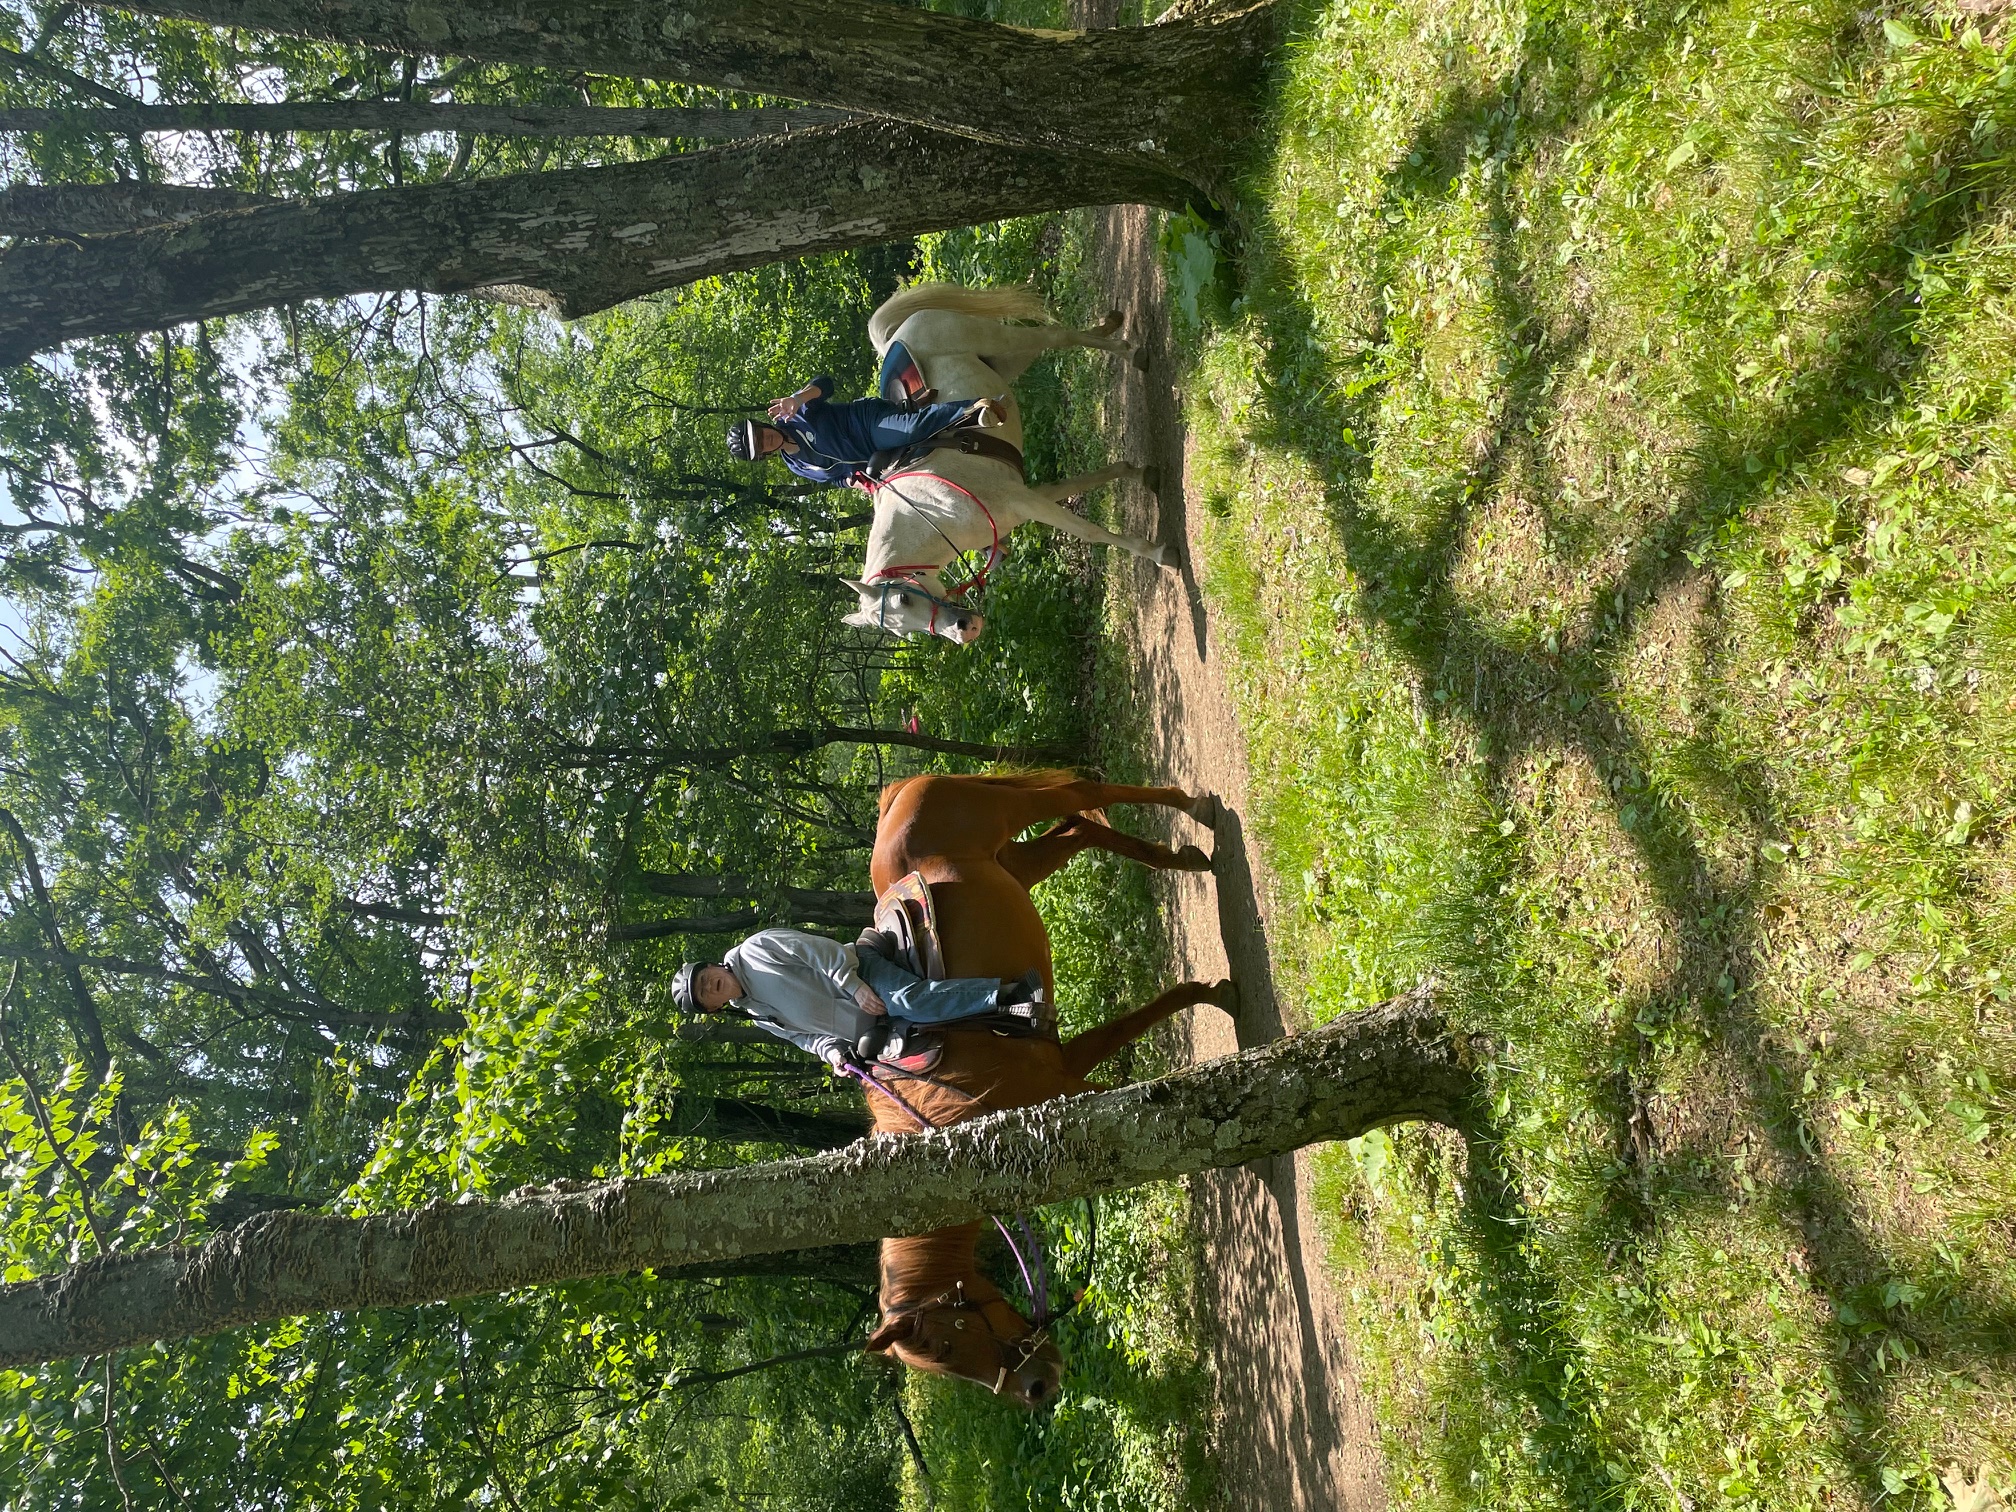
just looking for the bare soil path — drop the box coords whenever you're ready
[1069,187,1390,1510]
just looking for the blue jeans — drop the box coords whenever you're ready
[856,951,999,1024]
[862,398,981,453]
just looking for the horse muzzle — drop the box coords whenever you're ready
[933,611,986,644]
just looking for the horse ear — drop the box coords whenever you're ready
[863,1315,918,1354]
[836,577,873,598]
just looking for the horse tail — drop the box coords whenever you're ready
[867,282,1054,355]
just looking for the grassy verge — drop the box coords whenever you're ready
[1174,0,2016,1504]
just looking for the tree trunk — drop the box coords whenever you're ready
[0,989,1480,1366]
[77,0,1279,182]
[0,183,280,237]
[0,119,1190,366]
[617,872,876,938]
[0,102,850,139]
[553,725,1077,774]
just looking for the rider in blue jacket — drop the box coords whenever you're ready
[726,375,1006,488]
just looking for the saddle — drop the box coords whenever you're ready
[874,869,945,981]
[854,872,1050,1070]
[865,426,1025,485]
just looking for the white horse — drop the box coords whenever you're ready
[839,283,1178,644]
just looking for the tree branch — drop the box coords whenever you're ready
[0,42,139,107]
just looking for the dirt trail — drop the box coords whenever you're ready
[1074,195,1389,1510]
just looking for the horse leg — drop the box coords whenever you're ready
[1007,483,1178,570]
[1062,980,1238,1082]
[974,319,1136,381]
[998,777,1221,835]
[1027,461,1147,506]
[999,814,1212,890]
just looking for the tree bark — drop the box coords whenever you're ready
[0,103,851,139]
[0,989,1481,1366]
[76,0,1278,180]
[0,119,1190,365]
[0,183,280,237]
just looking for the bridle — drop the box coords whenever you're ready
[877,1278,1059,1397]
[859,469,1005,634]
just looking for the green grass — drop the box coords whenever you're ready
[1170,0,2016,1504]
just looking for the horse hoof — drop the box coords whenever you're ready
[1173,844,1214,871]
[1098,309,1125,336]
[1139,464,1162,494]
[1210,979,1241,1014]
[1132,345,1151,372]
[1188,792,1222,828]
[1153,542,1181,570]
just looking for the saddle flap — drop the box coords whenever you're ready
[873,870,945,982]
[877,341,933,409]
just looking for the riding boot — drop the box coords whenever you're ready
[854,1019,891,1063]
[855,926,899,962]
[993,970,1047,1020]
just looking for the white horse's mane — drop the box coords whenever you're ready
[866,282,1054,356]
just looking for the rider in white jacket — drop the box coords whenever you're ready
[672,926,1039,1070]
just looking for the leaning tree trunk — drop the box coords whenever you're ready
[0,119,1190,365]
[0,988,1480,1366]
[78,0,1279,189]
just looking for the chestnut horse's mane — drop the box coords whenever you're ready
[878,1221,991,1308]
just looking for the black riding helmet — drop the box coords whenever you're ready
[726,419,766,461]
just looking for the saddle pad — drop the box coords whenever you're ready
[873,870,945,982]
[877,341,931,408]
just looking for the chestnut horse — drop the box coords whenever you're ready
[858,771,1234,1406]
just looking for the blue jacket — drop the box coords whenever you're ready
[774,376,974,487]
[774,376,885,486]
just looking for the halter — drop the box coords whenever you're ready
[862,469,1006,627]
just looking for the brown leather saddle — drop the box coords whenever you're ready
[874,870,945,981]
[860,873,1051,1071]
[865,427,1026,484]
